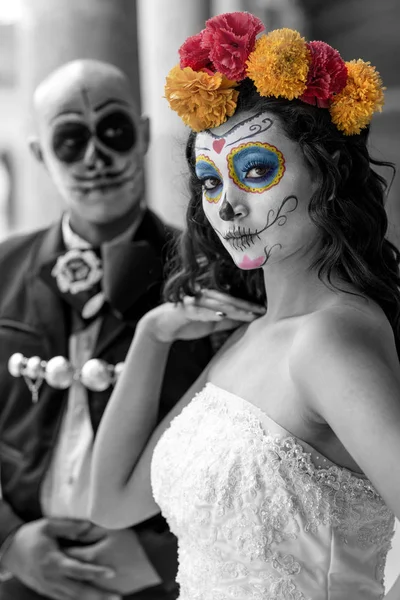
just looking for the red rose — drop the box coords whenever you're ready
[201,12,264,81]
[179,31,214,72]
[301,41,348,108]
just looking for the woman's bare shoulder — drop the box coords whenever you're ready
[289,293,399,385]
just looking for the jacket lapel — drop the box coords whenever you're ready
[28,222,68,358]
[94,210,169,357]
[102,240,162,315]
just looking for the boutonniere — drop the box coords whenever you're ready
[51,249,103,295]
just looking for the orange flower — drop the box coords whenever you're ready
[329,59,385,135]
[165,65,239,132]
[246,29,310,100]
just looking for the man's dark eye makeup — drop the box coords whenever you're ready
[52,111,136,163]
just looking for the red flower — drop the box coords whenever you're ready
[300,41,348,108]
[179,31,213,72]
[201,12,264,81]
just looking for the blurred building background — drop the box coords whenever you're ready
[0,0,399,587]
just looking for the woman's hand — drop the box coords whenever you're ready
[139,289,266,343]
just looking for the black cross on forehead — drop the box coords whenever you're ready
[196,111,273,152]
[51,85,132,123]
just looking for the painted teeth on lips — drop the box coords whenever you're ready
[76,176,132,190]
[223,227,260,240]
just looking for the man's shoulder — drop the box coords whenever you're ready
[144,209,180,237]
[140,209,181,255]
[0,226,51,268]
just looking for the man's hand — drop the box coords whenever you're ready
[1,518,120,600]
[66,525,161,594]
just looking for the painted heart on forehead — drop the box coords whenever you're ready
[212,139,226,154]
[196,110,274,155]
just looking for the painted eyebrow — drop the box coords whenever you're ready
[93,99,131,112]
[202,111,273,148]
[195,156,222,178]
[196,169,220,178]
[195,162,220,175]
[225,115,273,147]
[50,99,132,124]
[50,111,85,124]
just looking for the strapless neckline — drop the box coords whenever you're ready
[151,381,394,600]
[205,381,367,478]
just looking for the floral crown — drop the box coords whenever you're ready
[165,11,384,136]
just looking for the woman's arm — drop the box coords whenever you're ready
[89,318,172,528]
[92,365,212,529]
[290,304,400,597]
[290,304,400,519]
[290,304,400,596]
[89,297,258,529]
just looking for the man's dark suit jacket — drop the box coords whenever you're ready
[0,209,213,599]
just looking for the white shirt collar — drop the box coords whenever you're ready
[61,210,145,251]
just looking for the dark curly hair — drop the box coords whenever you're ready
[164,80,400,354]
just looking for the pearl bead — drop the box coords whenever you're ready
[45,356,75,389]
[80,359,112,392]
[24,356,43,379]
[8,353,26,377]
[114,362,125,381]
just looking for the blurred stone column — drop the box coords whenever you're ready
[17,0,140,231]
[137,0,209,227]
[212,0,243,14]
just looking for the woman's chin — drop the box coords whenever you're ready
[236,254,266,270]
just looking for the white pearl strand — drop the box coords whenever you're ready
[8,352,125,402]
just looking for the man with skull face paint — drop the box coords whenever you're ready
[0,60,218,600]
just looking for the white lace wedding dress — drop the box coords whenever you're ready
[151,383,395,600]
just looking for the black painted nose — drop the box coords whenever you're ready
[219,197,235,221]
[86,144,113,169]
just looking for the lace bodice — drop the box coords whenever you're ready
[151,383,395,600]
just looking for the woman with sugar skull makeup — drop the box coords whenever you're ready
[91,12,400,600]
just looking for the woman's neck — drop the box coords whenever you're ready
[261,257,344,324]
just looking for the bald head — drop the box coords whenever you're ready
[33,59,138,127]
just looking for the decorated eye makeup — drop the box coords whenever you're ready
[96,111,136,153]
[195,155,223,203]
[52,122,91,164]
[227,142,285,193]
[52,111,136,164]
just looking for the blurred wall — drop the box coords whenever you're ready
[0,22,23,240]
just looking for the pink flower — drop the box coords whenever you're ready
[201,12,264,81]
[179,31,213,72]
[300,41,348,108]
